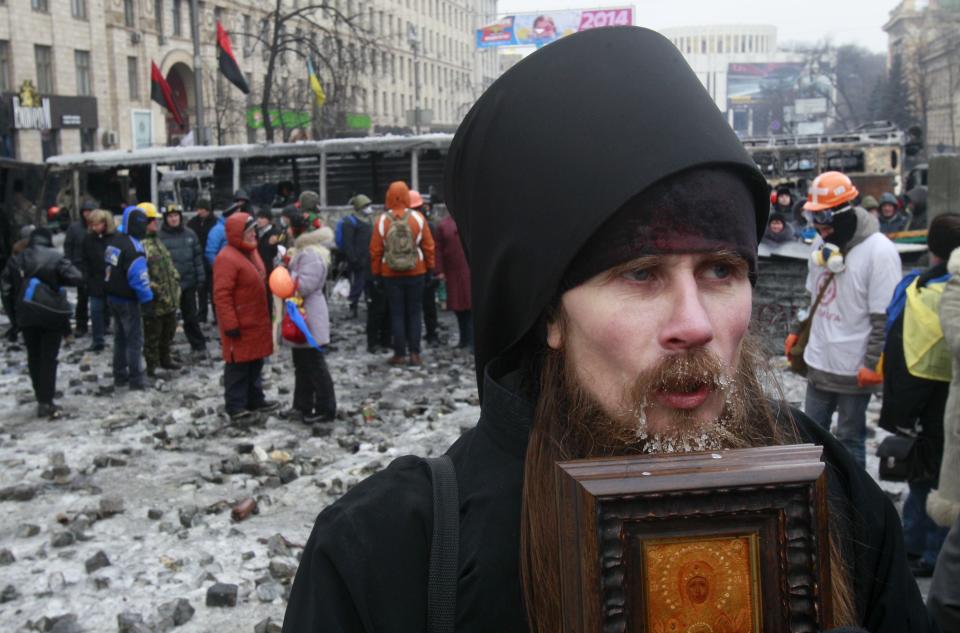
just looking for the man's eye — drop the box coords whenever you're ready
[623,268,654,282]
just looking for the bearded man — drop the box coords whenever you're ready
[282,27,930,633]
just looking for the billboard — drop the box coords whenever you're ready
[726,63,804,106]
[476,7,633,49]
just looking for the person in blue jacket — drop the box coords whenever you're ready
[105,205,154,390]
[205,192,249,265]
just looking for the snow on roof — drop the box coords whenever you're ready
[46,133,454,169]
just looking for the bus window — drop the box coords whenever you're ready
[824,150,864,173]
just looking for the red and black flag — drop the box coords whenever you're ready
[150,61,184,127]
[217,21,250,94]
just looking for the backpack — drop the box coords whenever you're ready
[379,210,422,272]
[335,214,358,251]
[17,276,72,331]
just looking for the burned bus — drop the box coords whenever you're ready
[742,127,905,200]
[43,134,454,217]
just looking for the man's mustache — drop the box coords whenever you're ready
[626,348,728,403]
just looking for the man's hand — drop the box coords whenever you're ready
[857,367,883,388]
[372,276,384,290]
[141,300,156,318]
[224,328,242,339]
[784,333,799,358]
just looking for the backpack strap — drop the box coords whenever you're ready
[425,454,459,633]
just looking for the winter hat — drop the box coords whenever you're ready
[80,199,98,213]
[769,212,788,225]
[385,181,411,211]
[163,203,182,216]
[256,208,274,220]
[861,195,879,210]
[879,192,898,207]
[195,198,212,211]
[928,213,960,260]
[28,227,53,247]
[443,26,770,390]
[19,224,36,240]
[351,194,372,212]
[560,168,760,291]
[775,185,792,198]
[299,191,320,212]
[234,189,250,202]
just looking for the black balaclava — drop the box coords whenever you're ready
[443,27,770,395]
[126,209,149,240]
[823,207,858,251]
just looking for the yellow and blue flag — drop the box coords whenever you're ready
[306,58,326,107]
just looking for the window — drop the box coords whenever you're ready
[127,56,139,100]
[124,0,136,27]
[32,0,48,11]
[80,128,96,152]
[75,50,92,96]
[0,41,10,93]
[35,45,54,94]
[173,0,182,35]
[155,0,163,39]
[41,129,59,161]
[72,0,87,19]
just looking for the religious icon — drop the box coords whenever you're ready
[641,535,760,633]
[555,445,831,633]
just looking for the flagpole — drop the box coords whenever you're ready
[190,0,206,145]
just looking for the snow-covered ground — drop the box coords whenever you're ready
[0,302,926,632]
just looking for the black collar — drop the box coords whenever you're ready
[476,360,534,459]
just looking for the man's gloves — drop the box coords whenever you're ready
[857,367,883,388]
[224,328,242,339]
[371,276,384,291]
[784,333,799,358]
[141,300,156,318]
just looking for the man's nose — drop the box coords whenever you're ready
[658,277,714,351]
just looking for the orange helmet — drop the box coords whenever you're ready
[804,171,858,212]
[408,190,424,209]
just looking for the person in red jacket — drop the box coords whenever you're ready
[369,181,436,366]
[213,213,279,422]
[434,212,472,350]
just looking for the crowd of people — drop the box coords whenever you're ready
[783,169,960,629]
[0,182,473,424]
[2,27,960,633]
[762,182,927,245]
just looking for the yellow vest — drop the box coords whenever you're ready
[904,277,953,382]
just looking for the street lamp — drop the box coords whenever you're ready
[408,24,421,135]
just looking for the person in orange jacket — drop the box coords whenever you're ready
[369,181,435,366]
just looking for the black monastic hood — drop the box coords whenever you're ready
[443,27,770,395]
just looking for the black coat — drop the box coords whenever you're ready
[63,220,87,266]
[159,224,205,289]
[878,263,950,483]
[341,213,372,270]
[256,224,280,276]
[187,213,218,250]
[81,231,111,298]
[282,365,934,633]
[1,234,83,328]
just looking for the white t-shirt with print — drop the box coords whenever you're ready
[803,232,902,376]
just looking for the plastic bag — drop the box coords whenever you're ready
[332,277,351,300]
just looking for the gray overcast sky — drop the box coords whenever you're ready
[494,0,895,52]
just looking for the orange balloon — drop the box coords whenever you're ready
[269,267,295,299]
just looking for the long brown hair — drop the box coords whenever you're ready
[518,334,855,630]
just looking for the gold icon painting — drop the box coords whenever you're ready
[641,534,761,633]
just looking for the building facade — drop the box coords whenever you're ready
[884,0,960,151]
[660,25,835,137]
[0,0,500,162]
